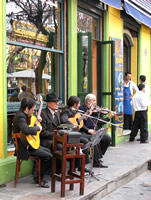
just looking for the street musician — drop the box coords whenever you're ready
[79,93,115,168]
[60,96,90,173]
[13,97,52,188]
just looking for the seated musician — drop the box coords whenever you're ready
[40,93,61,149]
[60,96,90,173]
[79,93,115,168]
[13,97,52,188]
[40,93,62,174]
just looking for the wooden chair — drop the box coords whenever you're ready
[12,133,41,187]
[51,130,85,197]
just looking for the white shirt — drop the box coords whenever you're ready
[48,107,57,118]
[132,90,151,111]
[124,81,138,95]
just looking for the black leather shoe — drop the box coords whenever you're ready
[33,176,48,185]
[41,180,50,188]
[140,140,149,144]
[93,162,100,167]
[100,163,108,168]
[93,162,108,168]
[129,138,135,142]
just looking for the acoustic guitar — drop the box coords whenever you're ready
[68,113,85,129]
[20,95,43,149]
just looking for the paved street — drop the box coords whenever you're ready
[102,170,151,200]
[0,134,151,200]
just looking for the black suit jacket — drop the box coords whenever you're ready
[40,106,61,147]
[13,110,40,160]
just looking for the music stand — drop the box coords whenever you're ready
[83,128,108,183]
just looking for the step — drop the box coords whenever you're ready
[102,169,151,200]
[80,161,148,200]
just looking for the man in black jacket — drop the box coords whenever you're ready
[40,93,62,174]
[60,96,90,173]
[40,93,61,149]
[13,97,52,188]
[79,93,115,168]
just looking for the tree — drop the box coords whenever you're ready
[7,0,58,94]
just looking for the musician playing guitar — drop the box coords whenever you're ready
[13,97,52,188]
[60,96,91,171]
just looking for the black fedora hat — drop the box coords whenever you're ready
[45,93,60,102]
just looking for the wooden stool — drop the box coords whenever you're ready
[12,133,41,187]
[51,130,85,197]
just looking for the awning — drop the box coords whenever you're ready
[100,0,123,10]
[7,69,51,80]
[124,0,151,28]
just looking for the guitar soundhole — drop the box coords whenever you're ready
[76,118,80,125]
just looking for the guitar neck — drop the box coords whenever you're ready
[35,101,43,125]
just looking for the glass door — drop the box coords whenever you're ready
[97,40,116,146]
[77,32,92,103]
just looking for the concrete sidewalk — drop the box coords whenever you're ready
[0,135,151,200]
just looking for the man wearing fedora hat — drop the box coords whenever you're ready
[40,93,61,149]
[40,93,85,173]
[40,93,62,174]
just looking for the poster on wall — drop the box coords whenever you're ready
[112,38,123,126]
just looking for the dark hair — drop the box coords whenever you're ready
[139,75,146,82]
[125,72,131,76]
[67,96,80,107]
[21,85,27,92]
[138,83,145,91]
[14,87,20,93]
[20,97,36,111]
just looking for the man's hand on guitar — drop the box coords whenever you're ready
[37,116,42,123]
[88,129,95,135]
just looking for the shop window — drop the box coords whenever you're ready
[77,9,101,101]
[6,0,62,50]
[77,10,99,40]
[6,45,60,100]
[6,0,64,147]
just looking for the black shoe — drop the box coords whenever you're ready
[93,162,100,167]
[33,176,48,185]
[41,180,50,188]
[100,163,108,168]
[129,138,135,142]
[137,138,140,141]
[140,140,149,144]
[93,162,108,168]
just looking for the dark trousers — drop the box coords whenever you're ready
[29,145,52,180]
[124,114,133,130]
[40,138,81,170]
[129,110,148,142]
[81,132,111,163]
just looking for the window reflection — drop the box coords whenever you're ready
[6,0,62,50]
[77,10,98,39]
[6,0,63,147]
[7,44,60,101]
[77,10,98,93]
[82,36,88,92]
